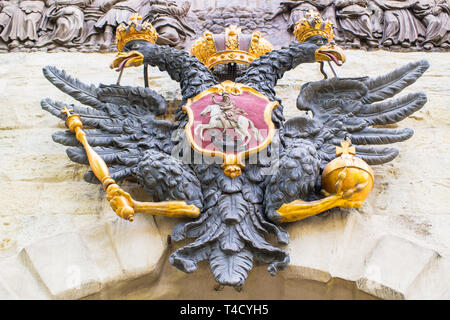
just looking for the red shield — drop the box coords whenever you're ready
[183,81,278,178]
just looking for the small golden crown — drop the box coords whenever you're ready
[190,25,274,69]
[293,10,334,43]
[115,13,158,51]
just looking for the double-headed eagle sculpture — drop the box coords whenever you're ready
[41,12,429,287]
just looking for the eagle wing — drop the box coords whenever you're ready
[41,66,203,209]
[289,59,430,169]
[265,60,429,223]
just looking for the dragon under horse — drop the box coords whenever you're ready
[41,12,429,287]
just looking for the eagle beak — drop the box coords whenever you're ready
[110,50,145,70]
[315,44,346,66]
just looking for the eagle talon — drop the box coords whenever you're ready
[106,185,135,221]
[341,181,369,199]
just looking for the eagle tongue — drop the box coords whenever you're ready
[116,57,131,72]
[323,51,340,66]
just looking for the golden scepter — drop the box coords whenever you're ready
[60,106,200,222]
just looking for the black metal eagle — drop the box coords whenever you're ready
[41,35,429,288]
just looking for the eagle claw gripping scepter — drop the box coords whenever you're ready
[60,106,200,222]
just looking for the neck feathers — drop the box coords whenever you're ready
[143,45,219,100]
[236,42,316,101]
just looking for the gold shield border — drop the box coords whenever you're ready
[182,81,279,178]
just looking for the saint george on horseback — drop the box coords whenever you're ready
[213,93,246,129]
[195,93,264,147]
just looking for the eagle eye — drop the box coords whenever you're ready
[316,39,326,46]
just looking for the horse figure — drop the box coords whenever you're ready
[195,104,264,147]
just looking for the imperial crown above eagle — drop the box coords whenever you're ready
[190,25,274,69]
[41,10,429,288]
[112,11,344,73]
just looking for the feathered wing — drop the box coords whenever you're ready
[41,66,203,208]
[295,59,429,169]
[42,65,168,115]
[265,60,429,223]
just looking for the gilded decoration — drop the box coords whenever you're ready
[293,10,334,43]
[190,25,274,69]
[182,81,278,178]
[115,13,158,52]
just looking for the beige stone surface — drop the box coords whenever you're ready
[105,214,166,279]
[0,250,51,299]
[284,211,347,283]
[406,256,450,299]
[24,232,103,299]
[356,235,439,299]
[0,279,18,300]
[79,224,123,284]
[0,49,448,299]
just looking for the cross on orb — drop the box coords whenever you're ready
[336,140,356,156]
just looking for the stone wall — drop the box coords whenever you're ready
[0,49,449,299]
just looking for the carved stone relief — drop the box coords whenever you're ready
[0,0,448,53]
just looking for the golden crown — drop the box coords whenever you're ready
[190,25,274,69]
[293,10,334,43]
[115,13,158,51]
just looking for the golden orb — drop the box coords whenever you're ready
[321,141,374,204]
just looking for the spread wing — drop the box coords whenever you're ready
[41,65,176,184]
[285,60,430,169]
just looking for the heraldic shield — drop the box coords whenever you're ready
[183,81,279,178]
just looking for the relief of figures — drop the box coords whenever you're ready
[94,0,146,50]
[77,0,108,49]
[367,0,384,39]
[36,0,88,48]
[0,0,448,52]
[0,0,28,49]
[373,0,427,48]
[143,0,195,48]
[335,0,378,48]
[272,1,327,32]
[272,0,449,50]
[413,0,450,49]
[22,0,46,46]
